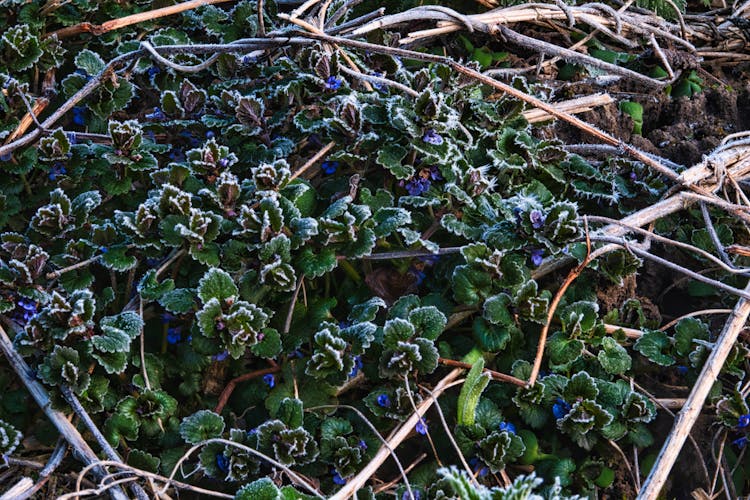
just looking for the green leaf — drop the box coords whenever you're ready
[483,293,513,325]
[127,449,160,473]
[597,337,632,374]
[375,143,412,180]
[235,478,281,500]
[103,414,139,445]
[99,245,137,271]
[0,419,22,455]
[137,269,175,301]
[251,328,282,358]
[198,268,238,303]
[547,332,584,371]
[408,306,446,341]
[296,248,337,278]
[158,288,196,314]
[180,410,225,445]
[457,359,491,426]
[673,317,709,357]
[75,49,105,75]
[634,330,675,366]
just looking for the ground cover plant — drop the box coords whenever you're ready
[1,0,750,498]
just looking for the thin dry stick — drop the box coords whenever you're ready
[528,222,593,386]
[307,404,414,494]
[157,438,324,498]
[329,368,464,500]
[521,93,614,123]
[60,386,150,500]
[658,309,734,331]
[0,323,129,500]
[289,141,336,181]
[69,460,233,499]
[639,278,750,498]
[437,358,526,386]
[13,439,68,500]
[48,0,235,39]
[214,366,281,414]
[372,453,427,494]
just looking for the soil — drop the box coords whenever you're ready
[549,78,750,167]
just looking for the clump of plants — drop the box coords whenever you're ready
[0,0,749,498]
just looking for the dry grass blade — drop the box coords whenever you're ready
[639,279,750,498]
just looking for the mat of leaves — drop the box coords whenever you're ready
[0,0,749,498]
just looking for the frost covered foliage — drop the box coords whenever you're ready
[0,0,742,498]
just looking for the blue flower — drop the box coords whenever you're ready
[72,106,86,126]
[349,356,363,377]
[629,171,638,181]
[422,129,443,145]
[74,69,91,81]
[206,131,215,139]
[215,453,229,473]
[529,209,546,229]
[733,436,748,449]
[415,418,428,435]
[410,268,427,286]
[247,427,258,437]
[377,394,391,408]
[404,177,431,196]
[263,374,275,388]
[213,350,229,361]
[552,398,571,419]
[321,160,339,175]
[332,472,346,485]
[0,153,11,162]
[530,249,545,267]
[358,439,367,449]
[371,72,386,91]
[167,327,181,345]
[49,163,67,181]
[738,414,750,429]
[676,365,688,375]
[147,66,160,78]
[498,421,516,435]
[402,490,422,500]
[99,246,108,254]
[18,298,37,312]
[325,76,343,90]
[145,107,166,121]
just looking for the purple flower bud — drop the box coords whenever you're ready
[377,394,391,408]
[358,439,367,449]
[530,249,544,267]
[325,76,343,91]
[349,356,363,377]
[415,418,428,435]
[321,160,339,175]
[218,158,229,168]
[167,327,181,345]
[332,472,346,485]
[552,398,571,419]
[215,453,229,473]
[498,421,516,434]
[422,129,443,145]
[529,209,546,229]
[145,107,166,121]
[213,350,229,361]
[263,374,275,388]
[72,106,86,126]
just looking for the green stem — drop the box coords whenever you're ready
[339,259,362,283]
